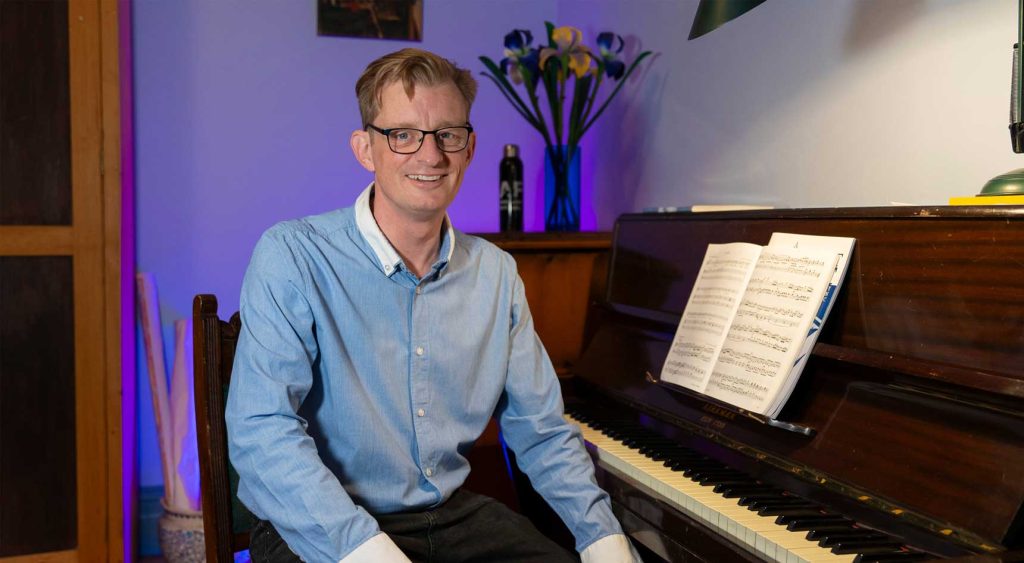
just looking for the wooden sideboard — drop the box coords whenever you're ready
[477,231,612,376]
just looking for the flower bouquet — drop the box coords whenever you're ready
[481,23,651,231]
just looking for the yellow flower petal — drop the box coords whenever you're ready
[568,51,592,78]
[552,26,583,50]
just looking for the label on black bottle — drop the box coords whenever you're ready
[500,180,523,211]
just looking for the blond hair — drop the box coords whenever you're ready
[355,48,477,126]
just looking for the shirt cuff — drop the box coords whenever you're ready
[339,532,411,563]
[580,533,643,563]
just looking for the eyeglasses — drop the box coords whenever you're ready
[366,124,473,154]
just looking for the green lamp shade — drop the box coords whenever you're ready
[689,0,767,40]
[980,168,1024,195]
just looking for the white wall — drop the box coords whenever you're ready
[570,0,1019,213]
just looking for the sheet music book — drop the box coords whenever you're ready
[660,233,856,417]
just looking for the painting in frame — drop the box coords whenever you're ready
[317,0,423,41]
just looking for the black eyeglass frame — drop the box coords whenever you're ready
[365,123,474,154]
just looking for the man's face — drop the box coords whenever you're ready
[351,80,475,227]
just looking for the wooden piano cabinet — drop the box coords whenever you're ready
[569,207,1024,561]
[461,232,611,516]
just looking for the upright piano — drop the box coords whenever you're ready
[564,207,1024,562]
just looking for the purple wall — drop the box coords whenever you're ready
[132,0,655,488]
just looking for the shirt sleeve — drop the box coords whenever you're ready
[226,229,382,562]
[580,534,644,563]
[339,533,411,563]
[495,267,626,552]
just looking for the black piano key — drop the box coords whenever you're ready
[830,541,906,555]
[648,449,685,461]
[713,483,773,495]
[821,537,893,551]
[721,488,781,499]
[756,504,822,516]
[683,466,732,479]
[854,552,932,563]
[738,493,792,506]
[680,463,727,477]
[774,512,847,525]
[664,454,710,468]
[817,532,889,547]
[787,522,855,533]
[807,529,878,542]
[647,446,688,458]
[746,497,810,511]
[782,517,854,532]
[605,431,633,441]
[693,470,749,484]
[701,479,752,488]
[664,449,707,460]
[639,443,680,457]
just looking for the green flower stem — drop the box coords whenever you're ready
[479,56,548,134]
[579,70,604,136]
[521,68,556,150]
[481,73,540,130]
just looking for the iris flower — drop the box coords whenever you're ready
[596,32,626,80]
[500,29,539,84]
[539,26,593,79]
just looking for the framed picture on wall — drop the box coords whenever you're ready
[317,0,423,41]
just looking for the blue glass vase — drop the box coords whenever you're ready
[543,145,581,232]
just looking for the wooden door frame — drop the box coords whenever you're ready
[0,0,127,560]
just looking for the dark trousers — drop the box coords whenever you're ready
[250,489,578,563]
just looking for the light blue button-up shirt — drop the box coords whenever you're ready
[226,185,622,562]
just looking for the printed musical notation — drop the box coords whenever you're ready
[659,233,854,417]
[755,252,829,276]
[705,245,838,412]
[725,323,792,353]
[660,243,763,391]
[707,370,771,402]
[744,277,816,302]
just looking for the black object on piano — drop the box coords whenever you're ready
[565,207,1024,563]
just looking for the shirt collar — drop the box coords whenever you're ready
[354,182,456,277]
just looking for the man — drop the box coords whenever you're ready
[227,48,640,563]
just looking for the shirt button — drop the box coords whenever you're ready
[417,408,425,417]
[415,346,424,356]
[415,286,422,295]
[424,468,433,477]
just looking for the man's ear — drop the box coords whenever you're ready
[350,129,375,172]
[465,131,477,165]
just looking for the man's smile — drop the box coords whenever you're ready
[406,174,444,182]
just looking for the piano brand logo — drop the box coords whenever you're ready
[702,403,736,421]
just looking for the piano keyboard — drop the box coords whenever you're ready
[565,410,931,563]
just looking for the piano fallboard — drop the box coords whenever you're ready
[571,207,1024,562]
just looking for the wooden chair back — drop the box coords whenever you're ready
[193,294,256,562]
